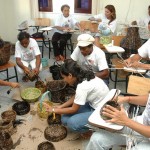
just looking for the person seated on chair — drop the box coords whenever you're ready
[52,4,81,61]
[89,5,117,47]
[124,38,150,78]
[15,32,42,82]
[0,80,19,88]
[44,59,109,135]
[71,34,109,86]
[86,94,150,150]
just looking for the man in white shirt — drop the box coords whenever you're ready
[15,32,42,81]
[71,34,109,85]
[52,4,81,61]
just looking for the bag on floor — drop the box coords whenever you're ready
[49,61,62,80]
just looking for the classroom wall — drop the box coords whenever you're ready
[0,0,31,43]
[0,0,149,43]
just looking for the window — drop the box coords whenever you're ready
[74,0,92,14]
[38,0,53,12]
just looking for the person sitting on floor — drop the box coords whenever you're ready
[124,38,150,78]
[52,4,81,61]
[86,94,150,150]
[71,34,109,85]
[0,80,19,88]
[15,32,42,82]
[44,59,109,135]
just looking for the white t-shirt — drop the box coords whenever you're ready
[15,38,41,61]
[143,94,150,126]
[74,77,109,109]
[54,14,78,34]
[138,38,150,59]
[94,13,117,33]
[71,45,108,72]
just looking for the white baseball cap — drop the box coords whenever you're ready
[77,34,95,47]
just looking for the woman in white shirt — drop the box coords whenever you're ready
[15,32,42,82]
[52,4,81,61]
[44,59,109,133]
[89,5,117,47]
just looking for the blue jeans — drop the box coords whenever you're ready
[62,103,94,133]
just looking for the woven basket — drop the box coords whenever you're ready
[44,124,67,142]
[38,141,55,150]
[0,41,11,66]
[0,131,13,150]
[37,91,53,119]
[46,80,66,103]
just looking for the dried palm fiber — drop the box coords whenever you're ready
[0,41,11,65]
[120,26,142,59]
[46,80,66,103]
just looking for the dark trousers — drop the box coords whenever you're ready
[52,32,72,57]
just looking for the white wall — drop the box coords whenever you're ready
[0,0,31,43]
[0,0,149,43]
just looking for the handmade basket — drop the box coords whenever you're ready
[38,141,55,150]
[47,114,61,125]
[37,91,53,119]
[26,71,38,82]
[44,124,67,142]
[100,101,121,120]
[0,131,13,150]
[46,80,66,103]
[21,87,41,103]
[35,80,47,94]
[12,101,30,115]
[0,41,11,66]
[0,120,15,135]
[1,110,16,122]
[65,86,75,101]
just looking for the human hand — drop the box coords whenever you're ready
[102,105,129,126]
[42,102,53,112]
[10,82,20,88]
[129,61,140,69]
[124,58,132,67]
[24,67,30,74]
[32,67,39,75]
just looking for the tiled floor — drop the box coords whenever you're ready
[0,46,126,150]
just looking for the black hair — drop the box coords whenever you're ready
[148,20,150,25]
[17,32,30,42]
[61,4,70,11]
[60,59,95,85]
[148,5,150,9]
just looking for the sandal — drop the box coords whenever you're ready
[22,75,29,82]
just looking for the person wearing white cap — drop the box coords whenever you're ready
[71,33,109,85]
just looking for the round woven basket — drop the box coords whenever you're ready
[100,101,121,120]
[12,101,30,115]
[21,87,41,103]
[38,141,55,150]
[35,80,47,94]
[0,41,11,66]
[44,124,67,142]
[1,110,16,122]
[46,80,66,103]
[47,114,61,125]
[0,131,13,150]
